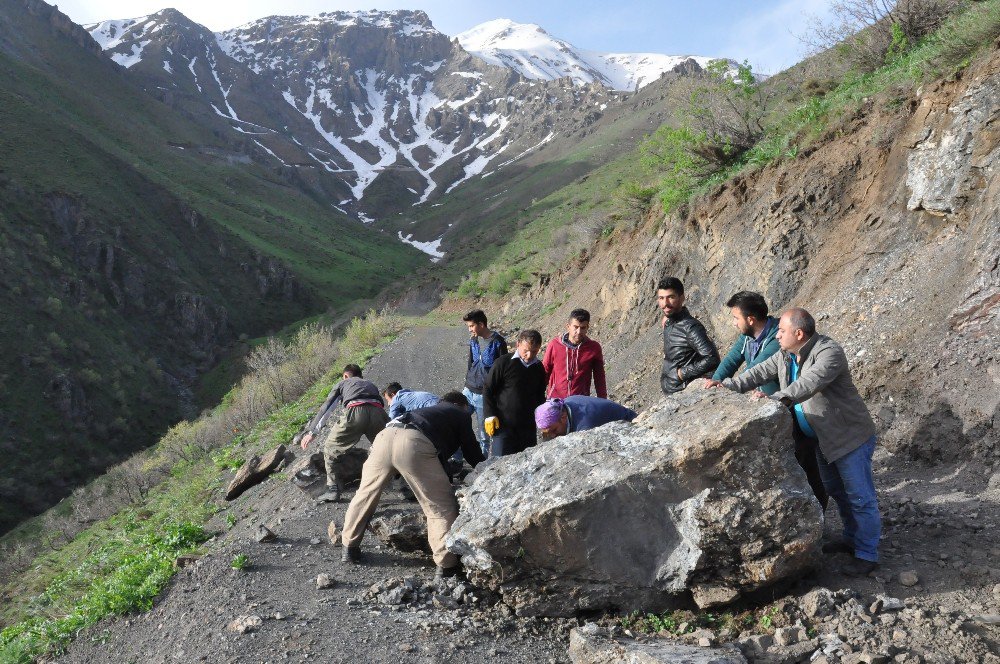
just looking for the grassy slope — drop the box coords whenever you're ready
[0,2,425,532]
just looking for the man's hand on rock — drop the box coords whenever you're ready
[749,390,768,401]
[703,379,723,389]
[300,432,315,450]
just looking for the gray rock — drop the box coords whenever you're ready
[898,571,919,587]
[255,524,277,543]
[369,509,430,553]
[316,573,335,589]
[568,627,747,663]
[774,626,806,646]
[801,588,837,618]
[447,391,823,616]
[227,615,263,634]
[225,444,287,501]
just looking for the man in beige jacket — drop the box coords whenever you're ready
[707,308,880,576]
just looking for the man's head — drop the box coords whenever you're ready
[566,309,591,345]
[725,291,769,336]
[535,399,569,440]
[777,308,816,353]
[516,329,543,363]
[342,363,363,379]
[382,381,402,405]
[463,309,488,338]
[440,390,473,412]
[656,277,685,317]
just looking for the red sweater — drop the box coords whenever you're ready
[542,335,607,399]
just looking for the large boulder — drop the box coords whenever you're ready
[446,390,822,616]
[568,625,747,664]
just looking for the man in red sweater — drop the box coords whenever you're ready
[542,309,607,399]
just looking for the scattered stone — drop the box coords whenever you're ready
[898,571,919,587]
[738,634,773,652]
[567,627,747,664]
[801,588,837,618]
[256,524,277,543]
[774,626,806,646]
[369,509,430,553]
[971,615,1000,625]
[432,594,459,610]
[227,615,263,634]
[398,643,415,653]
[316,573,335,590]
[448,392,823,615]
[309,537,320,545]
[327,521,340,546]
[225,444,287,501]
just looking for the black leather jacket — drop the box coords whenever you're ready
[660,308,720,394]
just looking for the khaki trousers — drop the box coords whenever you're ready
[323,405,389,485]
[341,426,459,568]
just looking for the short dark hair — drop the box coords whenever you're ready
[656,277,684,294]
[462,309,487,326]
[383,382,402,397]
[343,364,362,377]
[725,291,768,320]
[440,390,471,408]
[784,308,816,337]
[569,308,590,323]
[517,329,542,346]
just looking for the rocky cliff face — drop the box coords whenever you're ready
[495,49,1000,465]
[84,10,712,223]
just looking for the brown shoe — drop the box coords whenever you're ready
[842,557,878,577]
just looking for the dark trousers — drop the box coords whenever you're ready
[792,419,829,510]
[490,427,537,457]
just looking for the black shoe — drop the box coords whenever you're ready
[315,486,341,503]
[433,565,462,583]
[842,557,878,577]
[341,546,362,564]
[822,540,854,555]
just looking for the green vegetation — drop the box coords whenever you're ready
[230,554,251,571]
[618,603,786,636]
[0,309,403,662]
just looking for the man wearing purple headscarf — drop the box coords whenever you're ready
[535,396,638,441]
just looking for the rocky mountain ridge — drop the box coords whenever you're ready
[84,9,718,227]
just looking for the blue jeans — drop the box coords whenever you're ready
[462,388,488,456]
[816,436,881,562]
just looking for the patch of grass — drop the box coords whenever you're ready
[230,554,250,571]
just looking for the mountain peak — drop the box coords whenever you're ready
[456,18,715,91]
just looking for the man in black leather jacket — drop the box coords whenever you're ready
[657,277,720,394]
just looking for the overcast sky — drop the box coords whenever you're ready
[56,0,832,75]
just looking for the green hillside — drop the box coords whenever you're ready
[0,0,424,533]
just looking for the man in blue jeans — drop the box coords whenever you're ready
[462,310,507,455]
[707,307,880,577]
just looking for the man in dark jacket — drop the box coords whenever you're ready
[340,392,485,581]
[296,364,388,502]
[706,292,827,510]
[656,277,720,394]
[462,310,508,454]
[534,396,637,440]
[713,308,881,577]
[482,329,547,457]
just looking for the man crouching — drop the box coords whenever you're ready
[339,391,485,582]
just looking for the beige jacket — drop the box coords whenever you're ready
[723,334,876,462]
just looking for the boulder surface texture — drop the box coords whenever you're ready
[447,390,822,616]
[568,626,747,664]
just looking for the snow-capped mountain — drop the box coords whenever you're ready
[456,19,714,91]
[84,9,717,238]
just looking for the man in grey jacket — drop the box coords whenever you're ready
[709,308,880,576]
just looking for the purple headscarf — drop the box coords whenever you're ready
[535,398,566,429]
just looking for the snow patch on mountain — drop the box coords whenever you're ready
[397,232,445,261]
[456,19,714,91]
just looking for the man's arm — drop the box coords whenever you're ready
[308,382,343,433]
[388,398,405,420]
[458,416,486,467]
[712,338,745,382]
[593,343,608,399]
[497,335,508,356]
[723,351,781,393]
[772,344,845,405]
[467,339,473,371]
[678,321,720,381]
[541,341,556,395]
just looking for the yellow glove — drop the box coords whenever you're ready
[484,417,500,437]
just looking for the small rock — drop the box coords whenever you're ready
[256,525,277,543]
[433,594,459,610]
[227,615,263,634]
[316,573,335,590]
[801,587,837,618]
[273,613,285,620]
[739,634,773,652]
[309,538,320,546]
[327,521,340,546]
[898,571,919,587]
[399,643,415,653]
[698,637,713,647]
[891,628,907,641]
[774,626,806,646]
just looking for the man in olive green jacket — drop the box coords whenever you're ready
[709,308,880,577]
